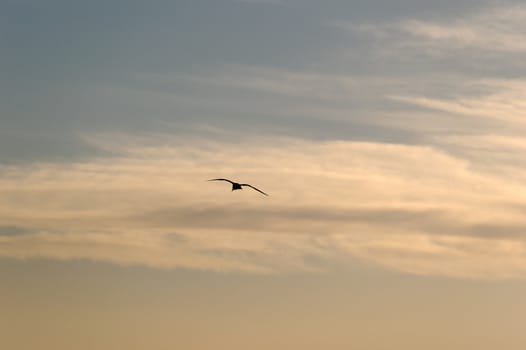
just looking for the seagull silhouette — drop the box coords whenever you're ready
[208,178,269,196]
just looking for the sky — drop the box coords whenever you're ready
[2,0,526,349]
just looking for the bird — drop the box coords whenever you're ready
[208,178,269,196]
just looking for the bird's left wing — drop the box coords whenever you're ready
[241,184,269,196]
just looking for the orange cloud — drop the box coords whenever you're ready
[1,136,525,279]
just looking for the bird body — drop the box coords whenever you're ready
[208,178,268,196]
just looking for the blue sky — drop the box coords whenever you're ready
[5,0,524,161]
[2,1,526,348]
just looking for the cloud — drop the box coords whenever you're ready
[396,5,526,53]
[390,79,526,125]
[0,226,33,236]
[333,3,526,65]
[335,233,526,280]
[0,134,525,279]
[234,0,288,3]
[134,58,524,147]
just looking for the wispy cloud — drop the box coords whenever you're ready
[334,3,526,58]
[397,5,526,53]
[390,79,526,126]
[235,0,288,3]
[141,67,363,102]
[1,134,525,279]
[139,53,525,129]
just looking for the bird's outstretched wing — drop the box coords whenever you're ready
[208,178,235,184]
[240,184,269,196]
